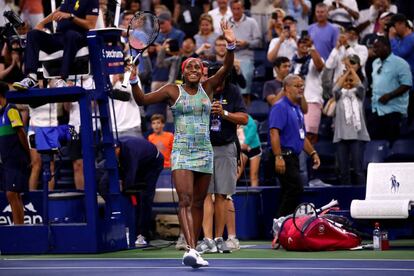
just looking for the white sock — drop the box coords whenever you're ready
[28,73,37,81]
[228,235,236,240]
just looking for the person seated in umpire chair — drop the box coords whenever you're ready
[12,0,99,90]
[97,136,164,248]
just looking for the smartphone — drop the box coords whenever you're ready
[301,30,309,38]
[272,12,278,20]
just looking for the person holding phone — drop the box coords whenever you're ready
[266,8,286,42]
[267,15,299,63]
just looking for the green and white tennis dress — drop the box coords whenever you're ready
[170,84,213,174]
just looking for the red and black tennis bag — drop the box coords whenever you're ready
[272,203,361,251]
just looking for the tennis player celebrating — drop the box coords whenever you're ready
[129,20,235,268]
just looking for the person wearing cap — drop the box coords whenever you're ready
[308,2,340,61]
[361,11,394,47]
[324,0,359,29]
[357,0,398,39]
[325,26,368,84]
[368,36,412,142]
[389,13,414,77]
[389,13,414,124]
[128,20,236,268]
[267,15,299,63]
[292,36,324,145]
[287,0,312,34]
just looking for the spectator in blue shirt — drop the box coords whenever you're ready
[369,37,412,142]
[269,74,320,217]
[389,13,414,124]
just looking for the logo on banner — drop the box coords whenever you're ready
[0,202,43,225]
[390,174,400,193]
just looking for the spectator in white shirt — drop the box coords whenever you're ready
[324,0,359,29]
[208,0,233,34]
[325,27,368,84]
[357,0,398,40]
[267,16,298,63]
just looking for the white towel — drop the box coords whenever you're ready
[342,88,361,131]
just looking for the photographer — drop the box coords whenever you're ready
[0,10,26,83]
[267,15,298,63]
[0,39,24,83]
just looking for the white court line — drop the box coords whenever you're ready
[3,257,414,262]
[0,266,414,272]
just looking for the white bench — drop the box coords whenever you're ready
[351,163,414,219]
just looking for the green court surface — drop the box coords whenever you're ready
[3,240,414,260]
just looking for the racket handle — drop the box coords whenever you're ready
[122,54,140,88]
[122,71,131,88]
[317,199,338,213]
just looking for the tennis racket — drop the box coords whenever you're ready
[122,11,159,88]
[292,199,338,233]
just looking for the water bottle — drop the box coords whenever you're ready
[210,114,221,132]
[373,222,382,251]
[210,100,222,132]
[125,227,130,248]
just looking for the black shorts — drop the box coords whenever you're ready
[0,161,29,193]
[29,134,36,149]
[67,137,82,161]
[241,146,262,160]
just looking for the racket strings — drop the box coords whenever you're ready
[128,13,159,50]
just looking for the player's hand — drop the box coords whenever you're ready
[126,58,138,78]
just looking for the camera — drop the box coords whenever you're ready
[0,10,25,50]
[300,30,309,39]
[272,12,278,20]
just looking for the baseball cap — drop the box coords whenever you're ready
[348,54,360,65]
[379,11,394,20]
[158,12,171,22]
[283,15,297,23]
[391,13,408,25]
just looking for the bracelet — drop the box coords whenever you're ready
[226,42,236,51]
[275,155,283,160]
[129,77,139,85]
[310,150,318,157]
